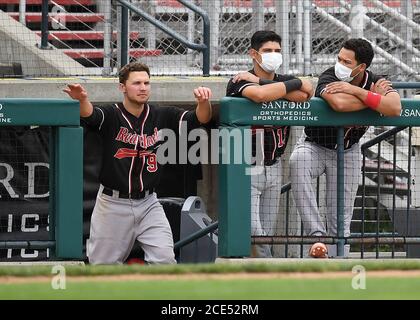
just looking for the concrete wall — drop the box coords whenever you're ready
[0,76,229,104]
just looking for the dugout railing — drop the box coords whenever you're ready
[218,96,420,258]
[114,0,210,76]
[0,98,83,259]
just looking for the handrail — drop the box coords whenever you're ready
[115,0,210,76]
[312,2,420,81]
[174,181,290,251]
[0,241,55,249]
[392,82,420,89]
[361,126,408,151]
[281,182,291,194]
[252,236,420,245]
[174,221,218,251]
[371,0,420,34]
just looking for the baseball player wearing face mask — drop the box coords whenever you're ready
[289,38,401,258]
[226,30,313,258]
[64,62,212,265]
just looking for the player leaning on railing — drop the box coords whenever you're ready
[226,30,314,258]
[289,38,402,258]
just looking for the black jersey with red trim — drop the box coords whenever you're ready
[81,103,200,194]
[306,67,382,150]
[226,70,295,164]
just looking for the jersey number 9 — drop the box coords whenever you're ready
[146,154,158,173]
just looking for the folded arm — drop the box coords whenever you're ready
[321,91,367,112]
[241,79,313,103]
[349,86,401,117]
[323,80,401,116]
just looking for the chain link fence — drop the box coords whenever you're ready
[0,0,418,80]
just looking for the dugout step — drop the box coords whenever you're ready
[391,208,420,258]
[356,184,408,197]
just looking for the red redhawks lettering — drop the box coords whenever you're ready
[115,127,158,148]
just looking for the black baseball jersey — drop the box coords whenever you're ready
[82,103,201,194]
[306,67,382,150]
[226,70,295,164]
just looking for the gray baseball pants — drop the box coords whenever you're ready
[250,160,282,258]
[87,185,177,265]
[289,138,361,257]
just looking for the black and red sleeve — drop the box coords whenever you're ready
[315,67,339,97]
[81,104,114,131]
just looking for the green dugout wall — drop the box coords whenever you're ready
[218,97,420,257]
[0,99,82,259]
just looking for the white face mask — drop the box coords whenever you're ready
[334,62,361,82]
[256,52,283,73]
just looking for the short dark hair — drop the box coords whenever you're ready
[250,30,282,51]
[342,38,374,68]
[119,62,150,84]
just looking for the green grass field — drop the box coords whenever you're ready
[1,277,420,300]
[1,260,420,299]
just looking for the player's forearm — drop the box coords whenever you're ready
[351,87,401,116]
[244,78,308,103]
[322,92,366,112]
[195,100,212,124]
[80,98,94,118]
[283,90,310,102]
[373,92,402,116]
[243,82,287,103]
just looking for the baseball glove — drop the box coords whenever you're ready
[309,242,328,258]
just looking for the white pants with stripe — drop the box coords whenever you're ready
[289,137,361,257]
[87,185,177,265]
[250,160,282,258]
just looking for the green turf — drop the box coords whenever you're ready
[1,277,420,300]
[1,259,420,277]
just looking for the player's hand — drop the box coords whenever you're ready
[194,86,212,102]
[300,78,314,98]
[232,72,259,84]
[370,78,393,96]
[63,84,88,102]
[325,81,355,95]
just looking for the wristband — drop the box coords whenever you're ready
[364,91,381,110]
[283,79,303,93]
[259,78,276,85]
